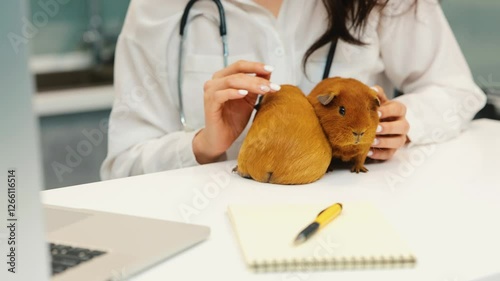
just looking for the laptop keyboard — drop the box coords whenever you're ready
[50,243,106,275]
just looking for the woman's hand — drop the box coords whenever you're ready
[368,86,410,160]
[193,60,280,164]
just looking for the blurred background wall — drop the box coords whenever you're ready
[29,0,128,55]
[442,0,500,91]
[30,0,130,189]
[14,0,500,189]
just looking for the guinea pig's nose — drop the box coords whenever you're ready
[352,131,365,137]
[353,131,365,144]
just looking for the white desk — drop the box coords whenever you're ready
[43,119,500,281]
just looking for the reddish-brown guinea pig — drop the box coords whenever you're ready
[235,85,332,184]
[307,77,380,173]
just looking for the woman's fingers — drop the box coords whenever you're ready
[368,148,396,160]
[368,86,410,161]
[206,61,279,110]
[379,100,407,119]
[210,89,252,105]
[371,85,388,104]
[222,73,281,94]
[372,135,407,149]
[377,119,410,135]
[205,73,280,96]
[205,73,280,112]
[212,60,273,80]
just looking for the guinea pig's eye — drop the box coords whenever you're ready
[339,106,346,116]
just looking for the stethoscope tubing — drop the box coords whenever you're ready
[178,0,228,131]
[177,0,337,131]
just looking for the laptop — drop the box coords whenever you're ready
[45,205,209,280]
[0,7,209,279]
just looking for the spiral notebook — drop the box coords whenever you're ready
[227,202,416,272]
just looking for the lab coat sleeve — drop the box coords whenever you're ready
[378,1,486,145]
[100,36,200,180]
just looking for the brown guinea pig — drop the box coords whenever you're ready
[307,77,380,173]
[235,85,332,184]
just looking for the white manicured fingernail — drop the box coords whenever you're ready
[376,125,383,133]
[264,65,275,72]
[367,150,374,157]
[371,86,379,92]
[238,89,248,96]
[270,83,281,91]
[260,85,270,92]
[378,111,382,118]
[372,138,379,146]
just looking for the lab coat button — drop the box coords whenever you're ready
[274,47,285,57]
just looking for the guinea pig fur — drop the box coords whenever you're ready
[235,85,332,185]
[307,77,380,173]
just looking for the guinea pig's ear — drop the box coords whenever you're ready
[374,97,381,108]
[317,92,339,106]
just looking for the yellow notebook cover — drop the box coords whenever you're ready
[227,202,416,272]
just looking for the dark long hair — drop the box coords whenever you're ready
[303,0,416,69]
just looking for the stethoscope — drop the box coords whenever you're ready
[178,0,337,131]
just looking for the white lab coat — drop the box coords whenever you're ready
[101,0,486,180]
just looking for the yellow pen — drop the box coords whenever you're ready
[293,203,343,245]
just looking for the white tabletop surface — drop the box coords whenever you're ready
[43,119,500,281]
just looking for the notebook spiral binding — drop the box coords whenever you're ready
[250,254,417,272]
